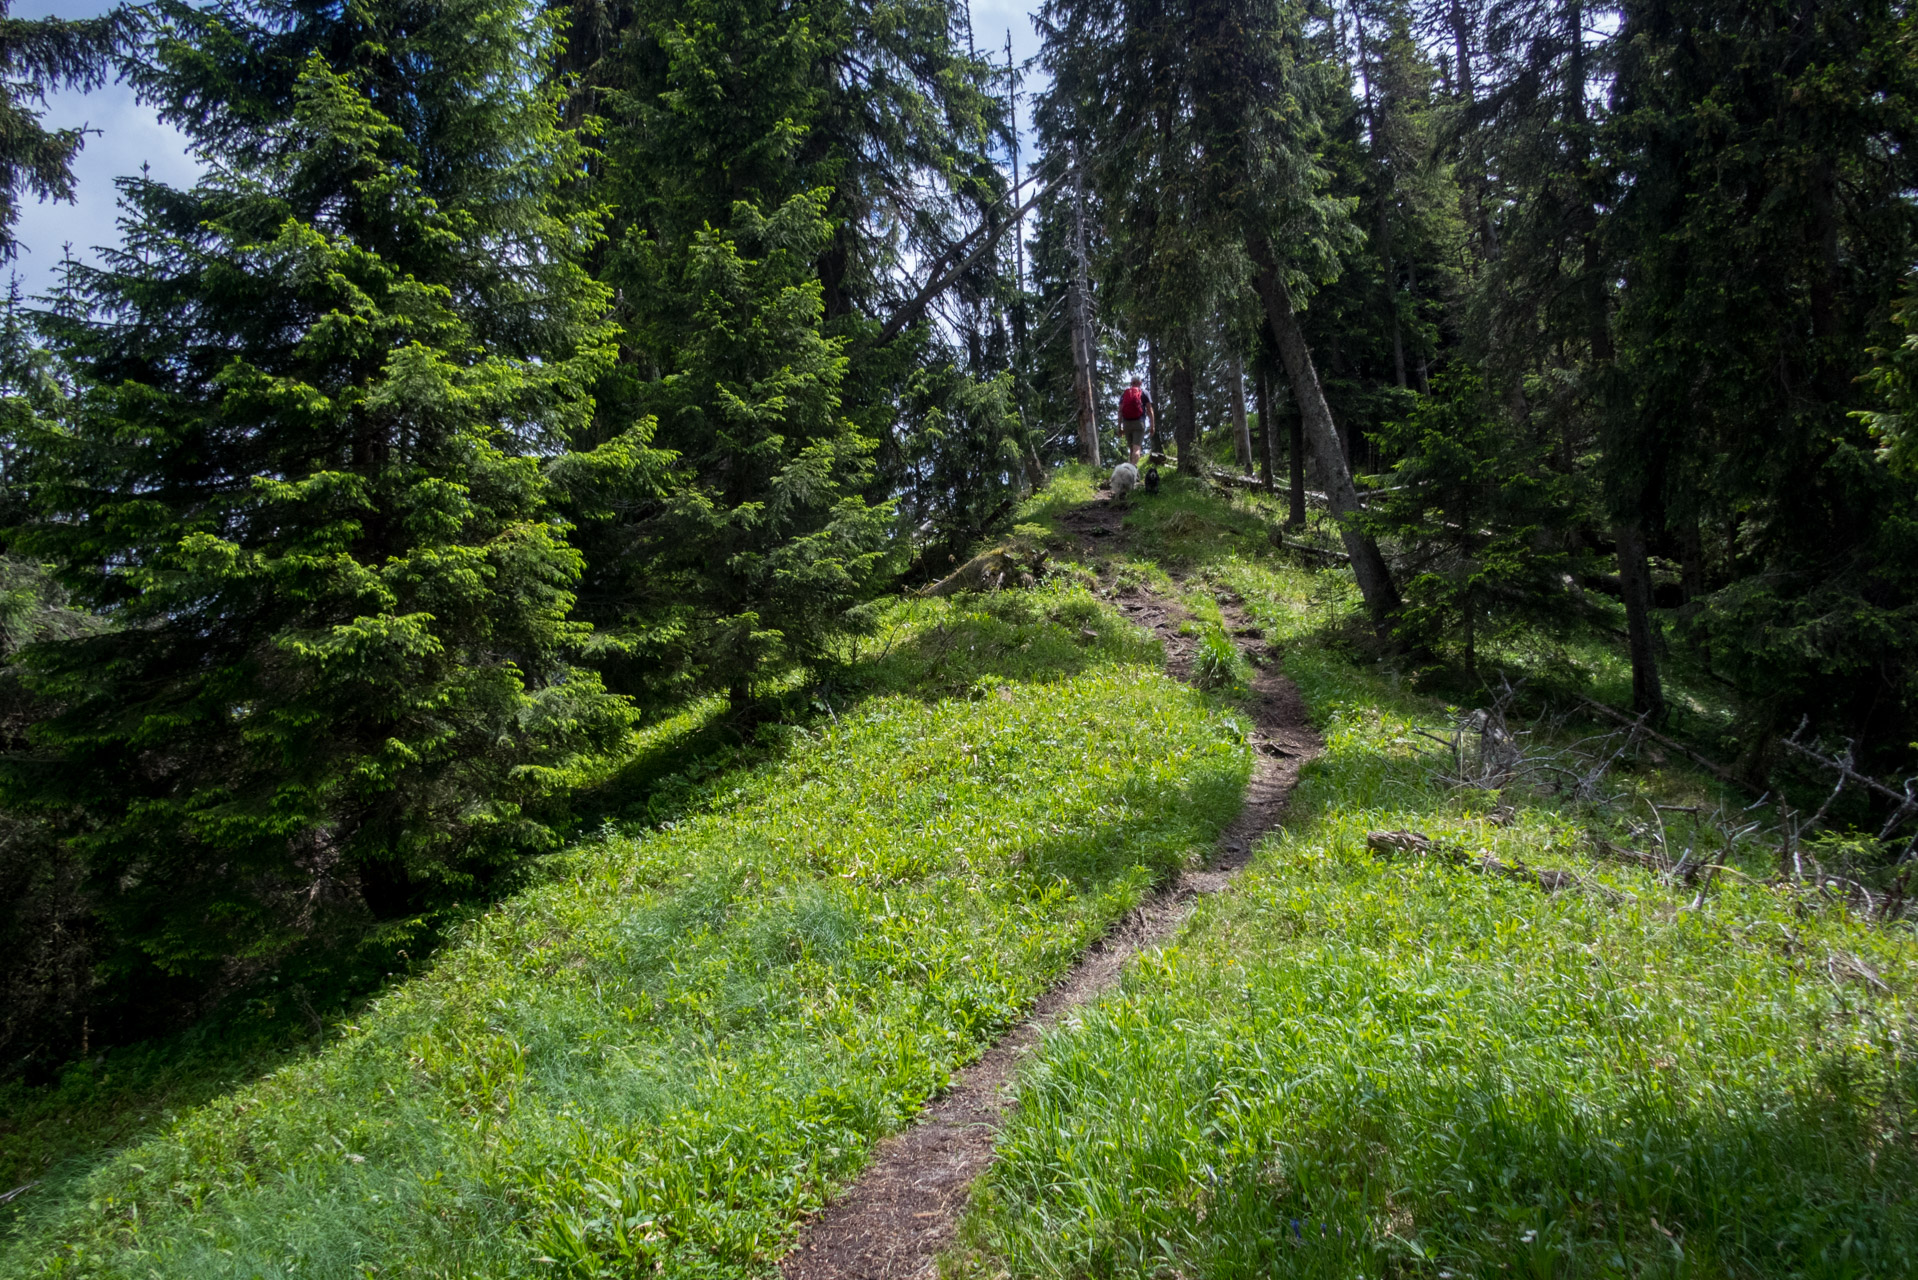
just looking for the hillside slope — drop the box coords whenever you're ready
[12,470,1915,1280]
[954,477,1918,1278]
[3,571,1250,1278]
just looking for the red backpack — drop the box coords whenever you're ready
[1119,386,1145,420]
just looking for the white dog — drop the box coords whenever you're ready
[1110,461,1139,499]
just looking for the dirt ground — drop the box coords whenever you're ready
[777,496,1321,1280]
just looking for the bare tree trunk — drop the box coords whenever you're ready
[1251,249,1402,624]
[1256,357,1274,493]
[1018,407,1046,492]
[1569,0,1661,717]
[1288,402,1306,527]
[1228,349,1253,471]
[1069,143,1100,468]
[1406,258,1431,394]
[1147,339,1163,456]
[1386,227,1407,390]
[1615,518,1666,718]
[1678,516,1704,602]
[1352,6,1406,395]
[1463,589,1477,681]
[1171,358,1199,476]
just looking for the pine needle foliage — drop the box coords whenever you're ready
[617,192,893,709]
[3,0,646,1029]
[0,1,135,258]
[1367,370,1586,676]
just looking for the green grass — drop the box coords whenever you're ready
[1192,624,1252,694]
[0,691,762,1226]
[17,470,1905,1280]
[954,641,1918,1279]
[3,583,1251,1279]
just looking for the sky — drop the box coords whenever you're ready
[6,1,1049,302]
[9,2,202,300]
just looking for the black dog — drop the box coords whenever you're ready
[1143,465,1161,494]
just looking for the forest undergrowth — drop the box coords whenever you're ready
[952,474,1918,1279]
[0,548,1250,1277]
[8,472,1915,1278]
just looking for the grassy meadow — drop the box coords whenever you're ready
[2,575,1250,1278]
[8,469,1914,1280]
[953,477,1918,1279]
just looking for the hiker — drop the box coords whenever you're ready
[1118,376,1156,466]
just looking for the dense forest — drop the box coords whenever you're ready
[2,0,1916,1097]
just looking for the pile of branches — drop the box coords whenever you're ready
[1415,677,1627,804]
[1411,679,1918,925]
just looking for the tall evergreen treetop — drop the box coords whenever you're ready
[7,0,649,1023]
[0,1,135,259]
[544,0,1007,707]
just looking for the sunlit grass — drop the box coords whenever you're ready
[16,470,1898,1280]
[5,587,1251,1279]
[955,635,1918,1280]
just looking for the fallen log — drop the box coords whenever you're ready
[918,542,1048,597]
[1272,534,1349,563]
[1367,829,1626,902]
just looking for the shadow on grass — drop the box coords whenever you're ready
[0,698,776,1231]
[1160,1056,1918,1280]
[2,471,1272,1249]
[847,587,1163,705]
[4,708,1248,1277]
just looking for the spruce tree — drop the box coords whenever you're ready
[1602,0,1918,751]
[1366,369,1582,675]
[617,192,892,709]
[549,0,1004,705]
[1038,0,1403,624]
[6,0,642,1017]
[0,2,135,258]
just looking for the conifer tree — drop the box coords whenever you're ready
[1038,0,1403,624]
[548,0,1009,701]
[0,2,135,258]
[1602,0,1918,749]
[1366,369,1582,675]
[614,192,891,709]
[6,0,644,1014]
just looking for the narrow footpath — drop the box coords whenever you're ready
[778,495,1322,1280]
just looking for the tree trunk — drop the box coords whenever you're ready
[1570,0,1662,719]
[1678,516,1704,602]
[1019,408,1047,492]
[1615,518,1666,718]
[1288,403,1306,528]
[1463,589,1477,682]
[1171,359,1199,476]
[1072,322,1099,468]
[1228,349,1253,471]
[1069,308,1098,467]
[1407,259,1430,394]
[1147,340,1163,456]
[1256,357,1274,493]
[1352,8,1407,395]
[1251,250,1402,624]
[1069,144,1100,468]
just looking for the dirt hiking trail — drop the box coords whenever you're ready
[778,493,1321,1280]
